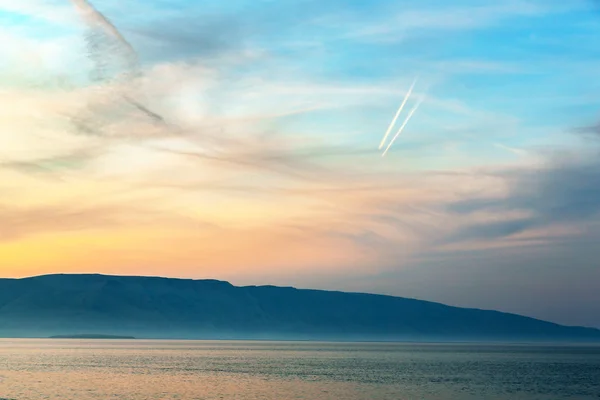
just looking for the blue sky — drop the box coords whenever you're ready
[105,0,600,155]
[0,0,599,328]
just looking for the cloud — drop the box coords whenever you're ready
[0,201,161,241]
[578,121,600,139]
[125,13,251,64]
[1,0,594,246]
[0,49,445,186]
[0,146,103,178]
[325,0,560,43]
[0,0,74,26]
[441,136,600,244]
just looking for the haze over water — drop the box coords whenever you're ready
[1,340,599,400]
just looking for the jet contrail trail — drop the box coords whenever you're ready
[69,0,137,66]
[379,77,418,150]
[382,95,425,157]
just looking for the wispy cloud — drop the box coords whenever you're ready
[493,143,529,156]
[442,143,600,245]
[329,0,559,43]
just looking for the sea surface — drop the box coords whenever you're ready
[0,340,599,399]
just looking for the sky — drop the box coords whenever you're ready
[0,0,599,328]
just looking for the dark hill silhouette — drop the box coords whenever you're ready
[0,274,598,341]
[49,334,135,339]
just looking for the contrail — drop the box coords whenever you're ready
[69,0,137,66]
[379,77,418,150]
[382,95,425,157]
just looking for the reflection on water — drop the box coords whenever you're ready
[0,340,599,399]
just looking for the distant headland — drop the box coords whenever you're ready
[0,273,597,342]
[49,334,135,339]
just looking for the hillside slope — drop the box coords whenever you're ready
[0,274,598,341]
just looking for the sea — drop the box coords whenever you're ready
[0,340,599,399]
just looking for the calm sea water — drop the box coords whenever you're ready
[0,340,599,399]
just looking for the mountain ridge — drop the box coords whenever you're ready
[0,273,598,341]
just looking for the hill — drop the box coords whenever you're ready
[0,274,598,341]
[49,334,135,339]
